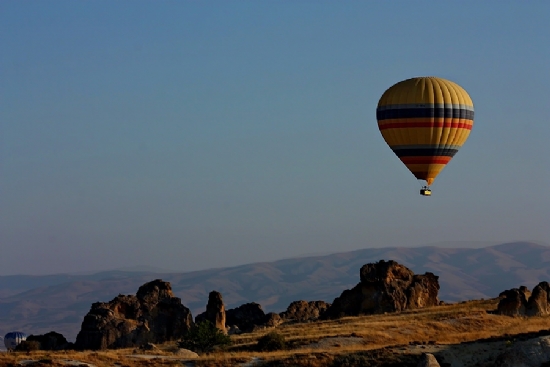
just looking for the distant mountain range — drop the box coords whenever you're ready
[1,241,550,343]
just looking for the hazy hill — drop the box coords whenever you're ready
[1,241,550,342]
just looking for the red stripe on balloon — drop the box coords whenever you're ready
[399,156,452,164]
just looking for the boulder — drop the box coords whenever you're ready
[525,281,550,316]
[173,348,200,358]
[226,302,265,332]
[322,260,440,319]
[74,279,193,350]
[26,332,72,350]
[195,291,226,333]
[417,353,441,367]
[496,288,528,316]
[280,300,331,322]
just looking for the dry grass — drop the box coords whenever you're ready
[2,298,550,366]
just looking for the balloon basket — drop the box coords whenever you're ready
[420,188,432,196]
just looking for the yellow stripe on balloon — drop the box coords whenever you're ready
[378,77,473,107]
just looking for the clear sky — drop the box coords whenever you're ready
[2,1,550,275]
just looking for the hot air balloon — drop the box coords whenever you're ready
[376,76,474,196]
[4,331,27,351]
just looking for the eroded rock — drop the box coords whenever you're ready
[525,281,550,316]
[496,288,528,316]
[26,332,72,350]
[280,300,331,322]
[195,291,226,333]
[74,279,193,350]
[226,302,265,332]
[322,260,440,318]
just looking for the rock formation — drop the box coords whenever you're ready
[406,273,440,309]
[195,291,226,334]
[525,281,550,316]
[225,302,266,332]
[322,260,440,319]
[280,300,331,322]
[26,332,72,350]
[496,288,528,316]
[496,283,550,317]
[74,279,193,350]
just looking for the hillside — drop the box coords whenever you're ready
[2,298,550,366]
[1,241,550,341]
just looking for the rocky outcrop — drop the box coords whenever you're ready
[226,303,266,332]
[496,288,528,316]
[280,300,331,322]
[26,332,72,350]
[195,291,226,333]
[322,260,440,319]
[496,282,550,317]
[525,281,550,316]
[407,273,440,309]
[74,279,193,350]
[223,304,285,333]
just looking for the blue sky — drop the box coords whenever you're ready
[2,1,550,275]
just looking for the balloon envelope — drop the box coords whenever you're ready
[4,331,27,350]
[376,77,474,186]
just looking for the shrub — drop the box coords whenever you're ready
[257,331,286,351]
[178,320,231,353]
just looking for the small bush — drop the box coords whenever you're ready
[257,331,286,351]
[178,320,231,354]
